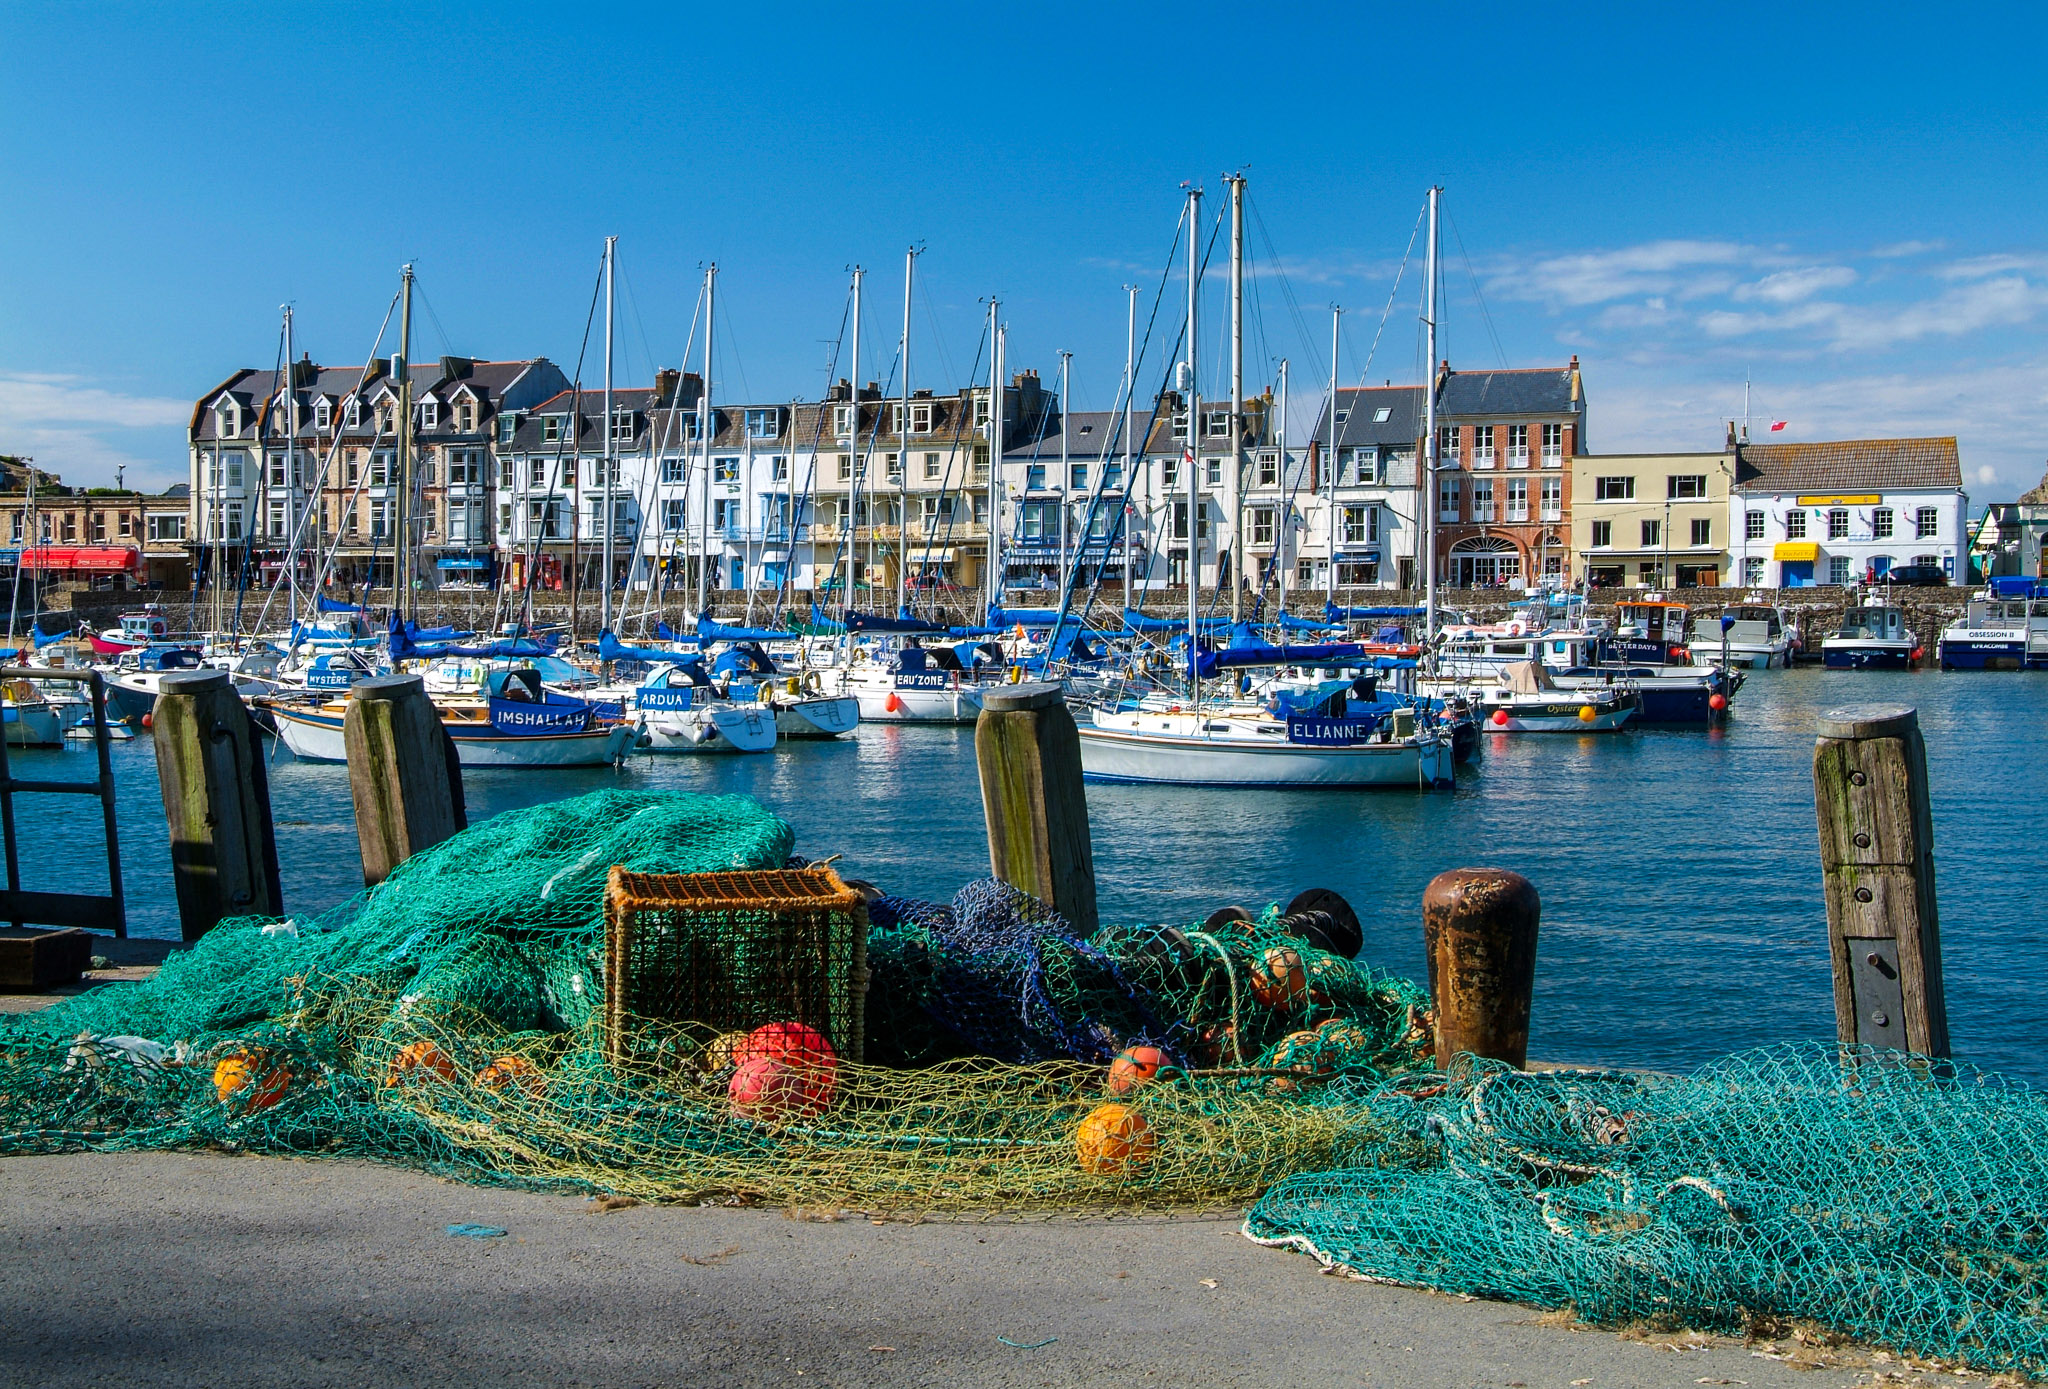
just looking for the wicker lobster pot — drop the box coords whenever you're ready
[603,865,869,1067]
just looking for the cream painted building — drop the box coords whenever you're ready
[1570,450,1735,589]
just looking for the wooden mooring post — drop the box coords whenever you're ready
[151,669,281,941]
[344,674,466,887]
[1813,704,1949,1056]
[973,682,1098,934]
[1422,868,1540,1069]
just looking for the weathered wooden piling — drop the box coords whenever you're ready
[151,669,281,940]
[344,674,466,887]
[1421,868,1540,1069]
[1812,704,1948,1056]
[974,682,1098,934]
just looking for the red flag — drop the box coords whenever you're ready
[1770,420,1788,432]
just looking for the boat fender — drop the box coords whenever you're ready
[758,683,776,706]
[1007,665,1022,684]
[801,671,821,695]
[884,692,903,713]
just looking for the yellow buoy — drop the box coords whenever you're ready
[1578,705,1597,723]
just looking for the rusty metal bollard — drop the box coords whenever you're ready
[1422,868,1541,1069]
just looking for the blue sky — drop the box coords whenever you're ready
[3,3,2045,498]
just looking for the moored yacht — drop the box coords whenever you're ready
[1936,587,2048,670]
[1688,600,1795,669]
[1077,695,1456,788]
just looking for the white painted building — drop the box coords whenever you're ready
[1728,438,1966,588]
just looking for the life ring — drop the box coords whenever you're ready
[1505,620,1526,636]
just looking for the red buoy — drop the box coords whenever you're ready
[140,713,153,729]
[1490,709,1510,727]
[1709,693,1728,712]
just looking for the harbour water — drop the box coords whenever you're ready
[15,669,2044,1083]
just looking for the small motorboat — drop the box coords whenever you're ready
[1689,599,1796,670]
[1824,600,1919,670]
[1937,586,2048,670]
[709,642,858,740]
[1076,695,1455,788]
[89,608,171,657]
[1,679,64,747]
[1420,660,1639,733]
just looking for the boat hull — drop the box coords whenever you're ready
[1937,637,2026,670]
[851,683,986,724]
[639,704,778,753]
[1687,639,1791,670]
[2,704,63,747]
[1076,725,1453,788]
[271,706,634,766]
[1823,642,1916,670]
[774,696,859,739]
[1476,699,1637,733]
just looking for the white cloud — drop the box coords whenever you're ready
[1733,266,1856,304]
[1977,464,2000,485]
[1488,239,1749,307]
[0,373,191,491]
[1869,240,1944,259]
[1937,253,2048,280]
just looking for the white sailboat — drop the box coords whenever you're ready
[1071,179,1455,790]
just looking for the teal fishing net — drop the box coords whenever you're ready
[1246,1046,2048,1375]
[6,786,2042,1374]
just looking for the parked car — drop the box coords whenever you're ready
[1885,565,1948,587]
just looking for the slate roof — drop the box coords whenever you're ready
[1004,410,1143,463]
[1306,386,1426,450]
[1437,366,1578,418]
[1735,438,1963,493]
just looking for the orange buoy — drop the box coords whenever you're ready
[1490,708,1510,727]
[1708,693,1728,712]
[1105,1045,1170,1097]
[475,1054,545,1096]
[884,692,904,713]
[1075,1103,1157,1174]
[729,1054,836,1122]
[140,713,153,729]
[212,1053,289,1113]
[384,1040,459,1087]
[1249,946,1308,1011]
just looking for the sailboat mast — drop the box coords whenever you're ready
[602,236,616,634]
[698,263,716,615]
[395,263,414,625]
[899,247,914,616]
[1423,186,1440,641]
[984,301,1003,621]
[845,267,861,615]
[282,304,298,628]
[1228,173,1244,623]
[1325,306,1339,608]
[1185,185,1202,696]
[1058,350,1072,594]
[1277,357,1289,612]
[1123,284,1136,614]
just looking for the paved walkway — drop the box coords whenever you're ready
[0,1151,1906,1389]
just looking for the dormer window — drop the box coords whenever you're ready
[314,399,332,432]
[419,399,439,429]
[1206,411,1229,438]
[542,415,563,444]
[745,407,780,439]
[345,397,361,429]
[911,401,934,433]
[610,410,635,442]
[216,402,239,437]
[456,399,476,432]
[833,404,854,438]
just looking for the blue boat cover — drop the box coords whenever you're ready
[389,615,554,661]
[316,595,365,614]
[844,610,949,634]
[1325,603,1426,621]
[694,614,793,642]
[599,630,698,663]
[30,624,68,649]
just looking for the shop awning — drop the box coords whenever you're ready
[1772,542,1819,562]
[19,546,139,573]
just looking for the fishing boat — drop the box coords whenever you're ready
[1689,600,1796,669]
[627,663,778,753]
[1,679,64,747]
[1936,586,2048,670]
[267,669,635,766]
[1419,660,1638,733]
[1823,600,1919,669]
[89,608,170,657]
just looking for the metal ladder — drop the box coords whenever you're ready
[0,665,126,936]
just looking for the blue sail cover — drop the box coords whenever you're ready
[316,595,366,614]
[988,604,1066,626]
[806,606,848,634]
[1325,603,1427,622]
[389,615,555,661]
[599,630,703,663]
[30,624,68,649]
[1272,610,1341,633]
[844,610,949,634]
[1123,608,1233,634]
[694,614,795,642]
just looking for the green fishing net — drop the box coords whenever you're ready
[4,787,2041,1375]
